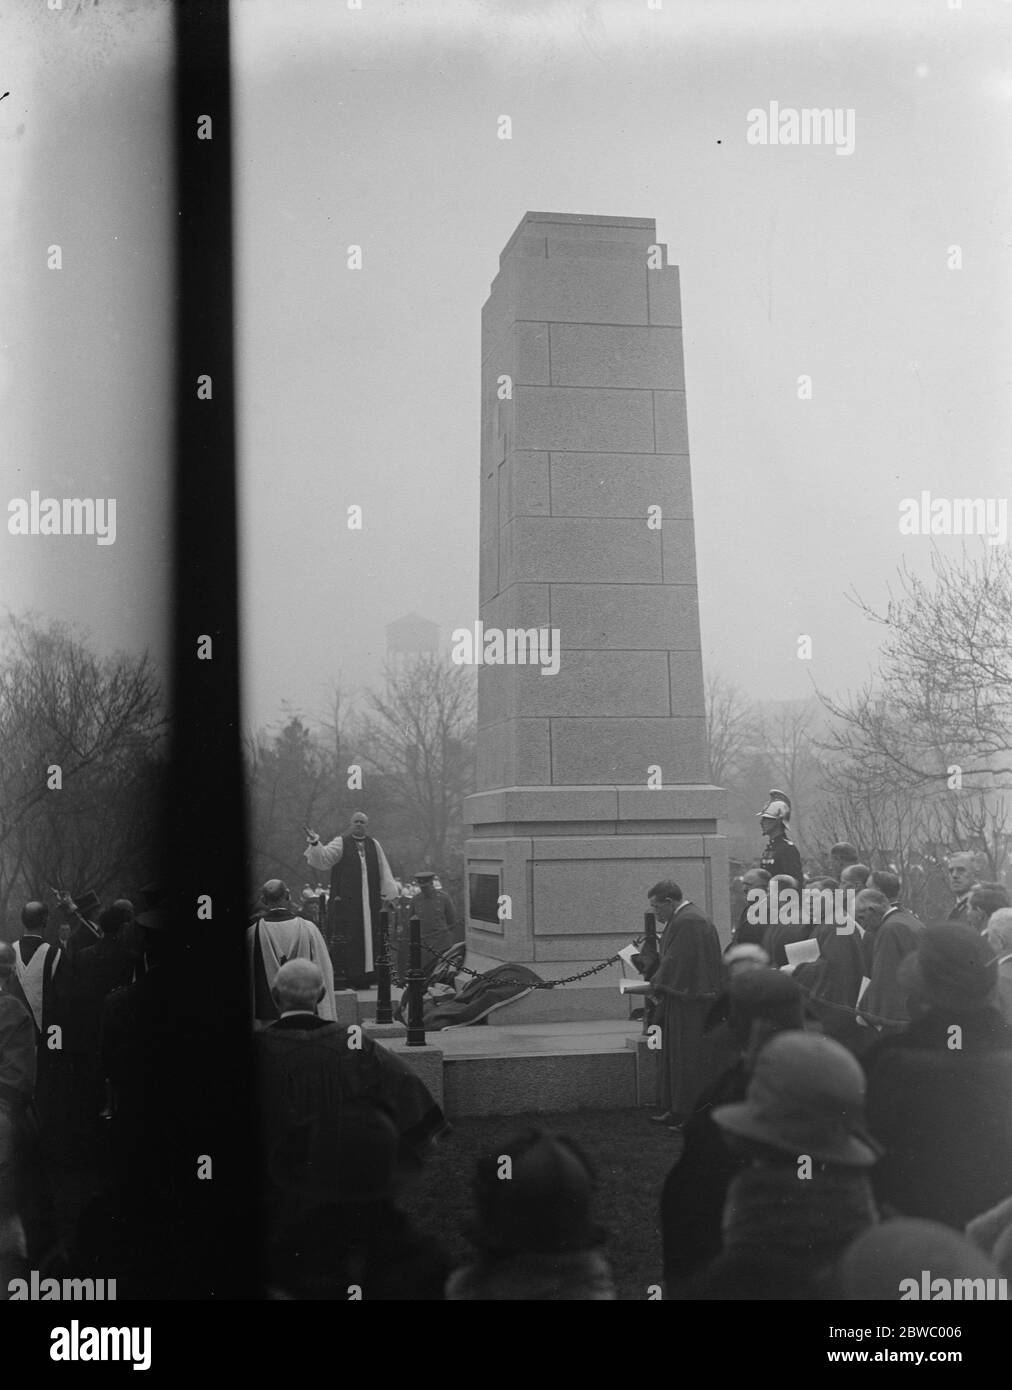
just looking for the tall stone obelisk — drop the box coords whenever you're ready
[464,212,727,1015]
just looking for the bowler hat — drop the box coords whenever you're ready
[713,1031,881,1167]
[469,1131,604,1254]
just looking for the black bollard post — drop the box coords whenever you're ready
[406,913,426,1046]
[642,911,658,1034]
[376,908,393,1024]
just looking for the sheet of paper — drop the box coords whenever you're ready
[784,937,820,966]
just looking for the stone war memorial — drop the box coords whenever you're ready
[464,212,728,1024]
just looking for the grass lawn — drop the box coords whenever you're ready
[399,1108,684,1300]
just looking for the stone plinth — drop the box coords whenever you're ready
[465,213,727,1013]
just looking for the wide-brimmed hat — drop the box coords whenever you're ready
[713,1031,881,1167]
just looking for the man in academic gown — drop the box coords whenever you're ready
[7,904,69,1134]
[646,881,723,1132]
[248,878,336,1022]
[0,941,37,1257]
[4,909,65,1255]
[255,960,446,1231]
[857,888,925,1034]
[303,811,399,989]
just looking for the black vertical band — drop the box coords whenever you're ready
[166,0,256,1299]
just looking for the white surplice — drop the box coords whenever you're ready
[304,834,398,974]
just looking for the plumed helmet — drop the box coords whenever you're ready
[756,789,791,822]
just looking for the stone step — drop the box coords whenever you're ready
[380,1020,661,1118]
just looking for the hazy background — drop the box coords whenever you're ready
[2,0,1009,738]
[1,0,173,673]
[233,0,1012,736]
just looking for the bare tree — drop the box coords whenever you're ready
[704,670,757,787]
[756,702,823,850]
[360,657,476,871]
[820,547,1012,792]
[0,614,165,923]
[245,715,346,892]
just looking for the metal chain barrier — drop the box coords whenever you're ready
[413,937,621,988]
[789,974,910,1031]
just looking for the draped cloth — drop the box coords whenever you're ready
[305,834,397,983]
[248,913,337,1022]
[652,903,723,1116]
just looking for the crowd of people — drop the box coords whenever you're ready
[2,788,1012,1300]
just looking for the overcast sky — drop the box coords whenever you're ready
[233,0,1012,733]
[3,1,1010,739]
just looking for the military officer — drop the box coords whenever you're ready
[756,790,804,886]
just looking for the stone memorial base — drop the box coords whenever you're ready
[464,783,729,1022]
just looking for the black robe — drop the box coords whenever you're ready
[327,835,382,987]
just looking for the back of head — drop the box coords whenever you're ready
[723,943,770,974]
[272,958,324,1013]
[470,1130,602,1254]
[262,878,289,909]
[856,887,890,918]
[836,1218,1004,1300]
[870,869,901,902]
[986,908,1012,957]
[742,869,771,891]
[728,967,804,1048]
[842,863,871,889]
[98,903,130,939]
[20,901,48,935]
[915,923,998,1013]
[970,882,1011,920]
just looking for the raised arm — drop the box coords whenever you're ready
[304,830,345,871]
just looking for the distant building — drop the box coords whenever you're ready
[385,612,440,666]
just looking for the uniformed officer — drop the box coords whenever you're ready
[756,790,804,886]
